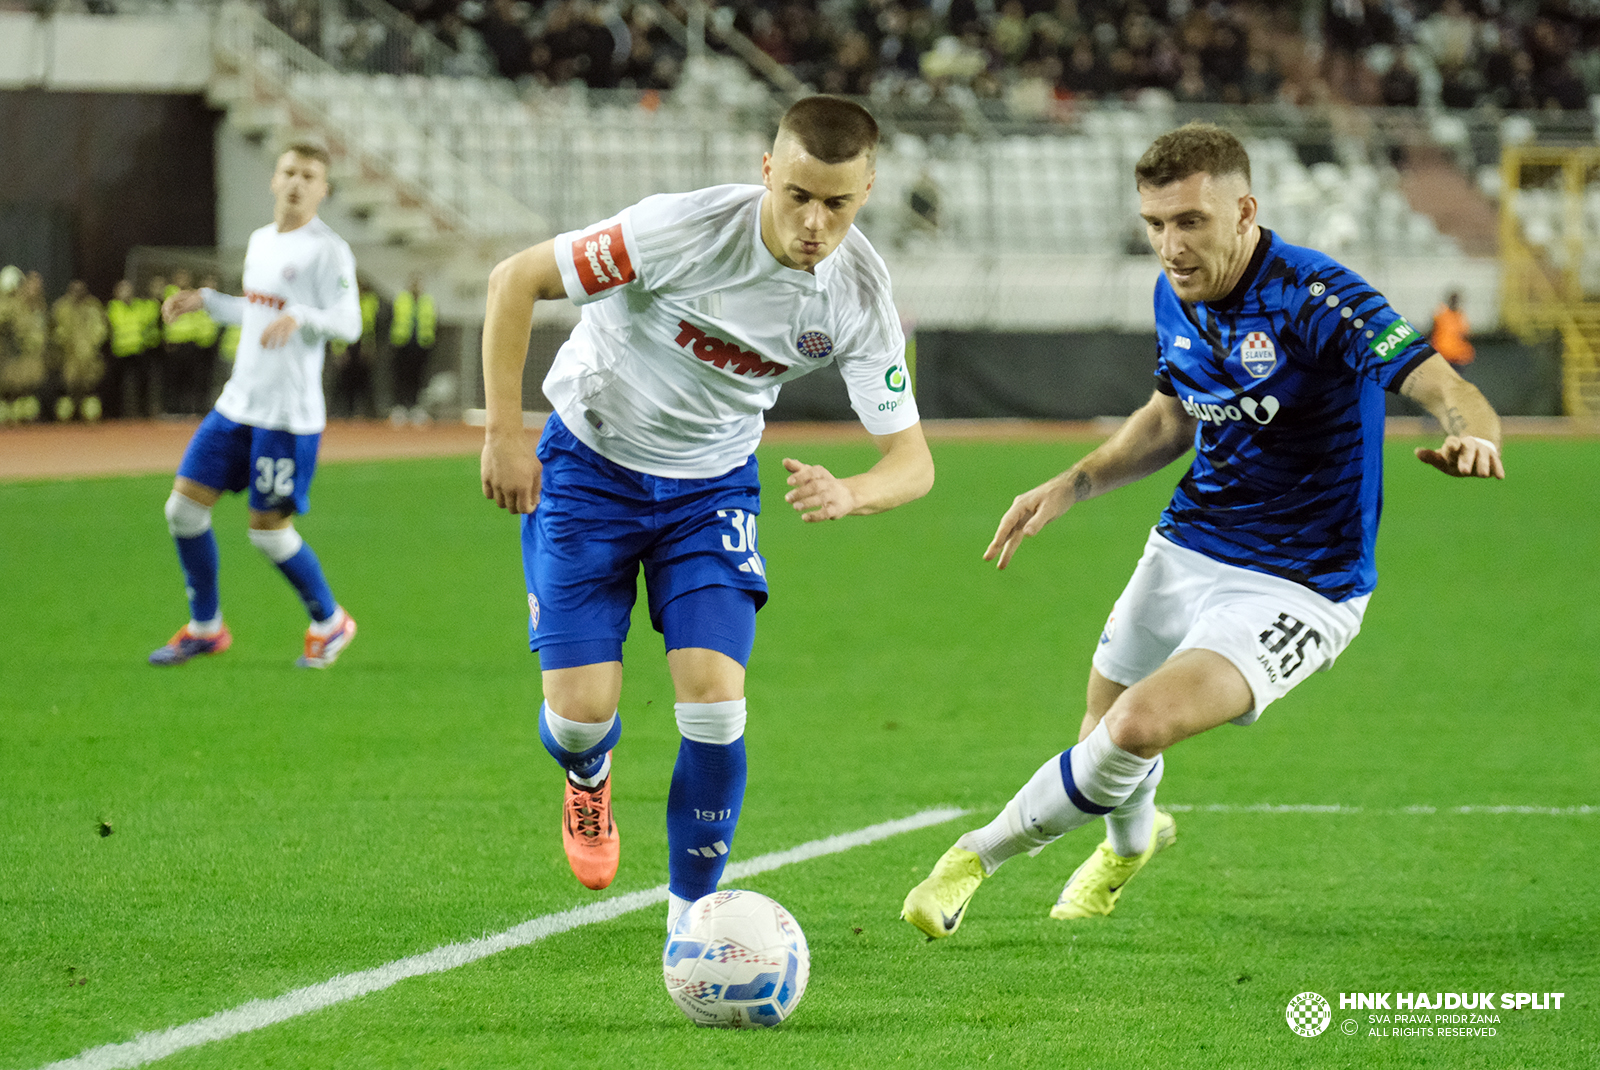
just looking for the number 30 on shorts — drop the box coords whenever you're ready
[255,457,296,498]
[717,508,758,553]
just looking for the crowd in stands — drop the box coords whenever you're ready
[0,266,440,425]
[260,0,1600,115]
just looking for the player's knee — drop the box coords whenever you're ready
[248,524,304,564]
[1101,697,1177,758]
[165,491,213,538]
[542,664,624,724]
[676,699,747,745]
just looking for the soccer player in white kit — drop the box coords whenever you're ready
[151,142,362,668]
[480,97,935,928]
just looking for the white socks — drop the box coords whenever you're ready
[1106,754,1165,857]
[164,491,212,537]
[667,892,692,932]
[543,706,616,787]
[958,720,1158,874]
[674,699,747,744]
[248,524,304,564]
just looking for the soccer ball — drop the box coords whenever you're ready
[662,889,810,1028]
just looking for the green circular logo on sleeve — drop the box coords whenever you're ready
[885,365,906,392]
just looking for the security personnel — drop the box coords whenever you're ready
[141,275,168,416]
[332,284,380,417]
[1430,291,1474,367]
[163,269,210,415]
[389,274,436,422]
[107,279,151,418]
[50,279,109,421]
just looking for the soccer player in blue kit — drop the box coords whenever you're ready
[903,122,1505,939]
[479,97,935,929]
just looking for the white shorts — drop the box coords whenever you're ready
[1091,529,1369,725]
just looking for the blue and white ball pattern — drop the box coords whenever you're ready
[663,889,810,1028]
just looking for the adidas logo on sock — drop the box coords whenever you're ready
[688,840,730,858]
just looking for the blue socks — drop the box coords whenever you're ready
[539,703,621,784]
[666,737,747,903]
[666,699,749,904]
[276,543,337,623]
[248,526,337,624]
[174,530,221,624]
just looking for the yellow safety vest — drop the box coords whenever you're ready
[360,291,379,339]
[390,290,436,348]
[136,297,161,350]
[219,323,241,363]
[107,299,145,358]
[177,306,218,347]
[161,285,181,342]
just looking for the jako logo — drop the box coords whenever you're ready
[675,321,786,378]
[1181,393,1280,426]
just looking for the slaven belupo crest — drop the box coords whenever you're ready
[1240,331,1277,378]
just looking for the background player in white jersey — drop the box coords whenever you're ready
[904,122,1505,940]
[480,96,935,928]
[151,142,362,669]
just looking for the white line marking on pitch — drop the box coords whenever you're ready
[29,807,967,1070]
[1163,804,1598,815]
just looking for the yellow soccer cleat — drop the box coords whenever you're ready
[902,845,987,940]
[1050,809,1176,920]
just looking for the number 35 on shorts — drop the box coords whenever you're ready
[1257,611,1324,680]
[255,456,297,498]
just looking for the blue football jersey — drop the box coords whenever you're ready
[1152,229,1433,601]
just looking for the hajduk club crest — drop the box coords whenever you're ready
[1239,331,1277,378]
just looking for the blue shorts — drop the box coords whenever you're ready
[522,414,768,669]
[176,410,322,515]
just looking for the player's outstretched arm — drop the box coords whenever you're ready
[985,390,1195,570]
[161,290,203,323]
[1400,354,1506,480]
[481,240,567,514]
[783,422,934,521]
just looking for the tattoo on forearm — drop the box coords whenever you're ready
[1072,470,1092,502]
[1444,406,1466,436]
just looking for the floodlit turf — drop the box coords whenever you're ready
[2,437,1596,1069]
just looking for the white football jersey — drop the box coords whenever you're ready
[202,217,361,435]
[548,184,919,478]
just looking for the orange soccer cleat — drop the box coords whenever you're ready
[562,766,620,890]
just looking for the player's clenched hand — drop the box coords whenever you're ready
[260,313,301,349]
[984,478,1076,570]
[783,457,855,521]
[161,290,203,323]
[1415,435,1505,480]
[481,435,542,514]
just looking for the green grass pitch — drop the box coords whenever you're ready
[2,436,1595,1069]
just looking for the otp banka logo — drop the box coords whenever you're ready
[1181,393,1281,427]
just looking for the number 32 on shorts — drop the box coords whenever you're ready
[255,457,296,498]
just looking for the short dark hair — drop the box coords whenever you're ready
[280,139,332,171]
[776,96,879,165]
[1134,122,1251,189]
